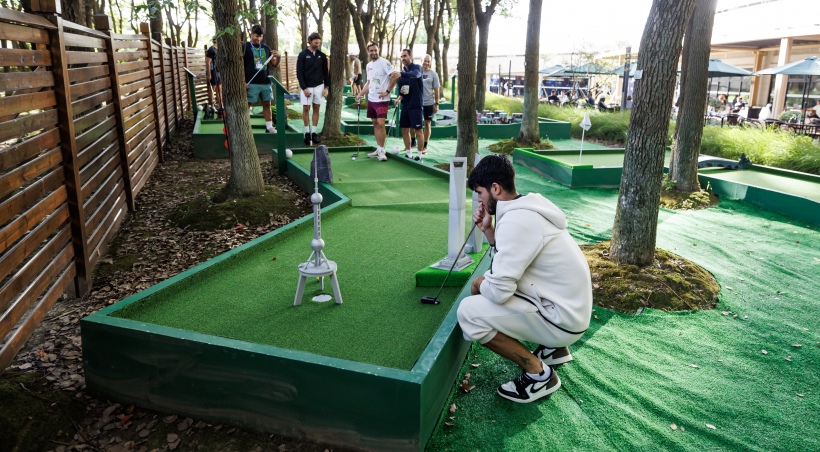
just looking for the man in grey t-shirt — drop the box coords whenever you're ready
[420,54,440,155]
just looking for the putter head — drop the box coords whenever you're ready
[420,296,440,305]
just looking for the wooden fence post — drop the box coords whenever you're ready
[95,14,135,211]
[182,42,191,110]
[165,39,179,130]
[32,0,91,295]
[140,23,164,162]
[284,51,289,89]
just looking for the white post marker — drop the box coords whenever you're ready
[579,112,592,165]
[465,153,485,254]
[432,157,474,271]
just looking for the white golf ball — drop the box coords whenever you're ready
[391,146,400,155]
[285,149,293,158]
[197,105,203,111]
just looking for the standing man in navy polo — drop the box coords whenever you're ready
[297,32,330,146]
[395,48,424,161]
[244,24,280,133]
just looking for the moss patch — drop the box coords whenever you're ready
[582,241,719,314]
[488,138,554,155]
[434,162,450,172]
[169,186,305,231]
[319,132,367,147]
[0,372,85,452]
[660,189,720,210]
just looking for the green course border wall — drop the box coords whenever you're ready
[82,146,475,451]
[512,148,625,188]
[192,110,305,159]
[698,164,820,226]
[341,117,570,141]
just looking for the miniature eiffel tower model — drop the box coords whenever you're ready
[294,148,342,306]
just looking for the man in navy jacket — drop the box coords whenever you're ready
[297,32,330,145]
[395,48,424,160]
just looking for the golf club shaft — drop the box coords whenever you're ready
[432,221,479,302]
[247,53,275,86]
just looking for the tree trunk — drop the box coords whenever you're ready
[322,0,349,138]
[213,0,265,199]
[60,0,86,25]
[474,0,499,112]
[670,0,717,193]
[148,0,162,41]
[264,0,281,83]
[609,0,697,266]
[517,0,542,144]
[455,0,478,170]
[348,1,368,63]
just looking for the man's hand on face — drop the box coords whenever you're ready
[471,275,485,296]
[473,205,492,233]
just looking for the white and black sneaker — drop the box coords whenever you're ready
[534,346,573,366]
[497,368,561,403]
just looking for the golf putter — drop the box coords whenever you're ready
[246,52,276,87]
[421,221,480,305]
[352,102,361,160]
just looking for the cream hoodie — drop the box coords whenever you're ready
[479,193,593,334]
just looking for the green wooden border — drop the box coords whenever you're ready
[82,148,480,450]
[192,111,306,159]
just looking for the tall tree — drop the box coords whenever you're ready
[348,0,376,63]
[516,0,541,144]
[474,0,501,112]
[669,0,717,192]
[263,0,280,83]
[610,0,698,265]
[213,0,265,199]
[307,0,330,37]
[60,0,87,25]
[322,0,349,138]
[456,0,478,169]
[421,0,444,56]
[440,0,453,88]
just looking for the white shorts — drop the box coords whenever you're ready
[457,294,580,347]
[300,84,325,105]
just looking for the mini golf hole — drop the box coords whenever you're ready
[312,294,333,303]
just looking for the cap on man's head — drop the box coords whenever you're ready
[251,24,263,36]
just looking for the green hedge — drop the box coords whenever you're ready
[700,127,820,175]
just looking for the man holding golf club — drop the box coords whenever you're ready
[356,41,400,162]
[457,155,593,403]
[297,32,330,146]
[244,24,280,134]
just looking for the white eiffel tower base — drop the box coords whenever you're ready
[431,253,473,272]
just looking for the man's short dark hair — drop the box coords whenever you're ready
[467,155,516,193]
[251,25,264,36]
[401,48,412,56]
[308,32,321,42]
[366,41,378,49]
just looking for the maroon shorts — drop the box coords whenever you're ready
[367,101,389,119]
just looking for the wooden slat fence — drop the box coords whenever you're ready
[0,3,200,372]
[281,54,299,93]
[186,44,206,107]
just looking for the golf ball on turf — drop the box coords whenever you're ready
[285,149,293,158]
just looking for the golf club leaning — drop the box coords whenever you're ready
[421,221,480,305]
[352,102,361,160]
[246,52,276,87]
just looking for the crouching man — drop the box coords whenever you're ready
[457,155,592,403]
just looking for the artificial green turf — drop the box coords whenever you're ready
[427,163,820,451]
[113,155,464,370]
[699,167,820,202]
[415,243,490,288]
[539,150,672,168]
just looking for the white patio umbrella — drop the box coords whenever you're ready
[753,56,820,121]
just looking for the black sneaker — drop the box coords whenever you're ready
[533,346,573,366]
[497,368,561,403]
[304,133,311,146]
[312,132,321,144]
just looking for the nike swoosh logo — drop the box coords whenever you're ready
[531,381,550,392]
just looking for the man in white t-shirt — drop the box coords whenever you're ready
[355,41,400,161]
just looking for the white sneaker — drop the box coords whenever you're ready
[266,126,276,133]
[497,367,561,403]
[377,149,387,161]
[367,149,380,158]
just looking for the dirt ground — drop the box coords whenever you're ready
[0,117,352,452]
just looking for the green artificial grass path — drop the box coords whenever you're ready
[113,154,468,370]
[427,163,820,451]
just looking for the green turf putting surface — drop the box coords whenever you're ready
[427,163,820,451]
[699,166,820,202]
[415,243,490,288]
[112,155,464,370]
